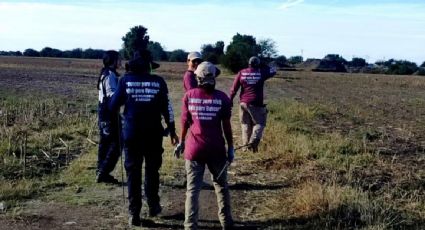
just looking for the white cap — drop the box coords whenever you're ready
[187,52,202,61]
[194,61,218,85]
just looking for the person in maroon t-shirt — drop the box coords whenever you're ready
[230,56,277,152]
[175,61,234,230]
[183,52,203,92]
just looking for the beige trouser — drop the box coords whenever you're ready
[184,160,233,230]
[239,103,267,148]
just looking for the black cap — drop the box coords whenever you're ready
[249,56,260,67]
[127,50,160,73]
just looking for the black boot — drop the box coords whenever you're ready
[148,204,162,217]
[96,173,119,184]
[128,214,141,227]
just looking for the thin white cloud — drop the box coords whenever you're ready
[279,0,304,10]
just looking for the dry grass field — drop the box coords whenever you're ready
[0,56,424,229]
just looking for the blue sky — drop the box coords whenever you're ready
[1,0,424,63]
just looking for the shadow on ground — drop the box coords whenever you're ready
[151,203,424,230]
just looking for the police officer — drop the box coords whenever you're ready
[110,50,179,226]
[229,56,276,152]
[96,50,121,184]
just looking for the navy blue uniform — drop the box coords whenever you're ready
[97,68,120,178]
[110,72,175,216]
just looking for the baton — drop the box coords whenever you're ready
[216,161,230,180]
[234,143,252,151]
[216,143,253,180]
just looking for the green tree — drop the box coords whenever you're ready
[168,49,187,62]
[23,48,40,57]
[387,60,418,75]
[82,48,104,59]
[40,47,63,57]
[222,33,260,73]
[317,54,347,72]
[421,61,425,68]
[148,41,167,61]
[375,59,418,75]
[201,41,225,64]
[258,38,278,62]
[62,48,83,58]
[0,51,22,56]
[70,48,83,58]
[122,25,150,59]
[215,41,225,55]
[288,56,303,65]
[275,55,287,67]
[324,54,347,64]
[349,57,367,67]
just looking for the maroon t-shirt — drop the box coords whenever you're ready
[230,67,276,106]
[181,88,232,162]
[183,70,198,92]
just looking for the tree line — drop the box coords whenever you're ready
[308,54,425,76]
[0,47,190,62]
[1,25,425,75]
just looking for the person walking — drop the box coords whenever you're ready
[229,56,276,152]
[109,50,179,227]
[175,61,234,230]
[96,50,121,184]
[183,52,203,92]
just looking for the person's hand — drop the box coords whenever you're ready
[170,132,179,146]
[227,146,235,164]
[174,141,185,158]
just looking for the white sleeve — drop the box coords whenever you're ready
[105,72,118,97]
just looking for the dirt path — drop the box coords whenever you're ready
[1,165,283,230]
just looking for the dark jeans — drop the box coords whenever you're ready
[97,117,120,175]
[124,134,164,216]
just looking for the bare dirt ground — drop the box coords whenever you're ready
[0,57,424,229]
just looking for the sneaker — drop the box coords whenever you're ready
[148,204,162,217]
[128,214,141,227]
[96,174,119,184]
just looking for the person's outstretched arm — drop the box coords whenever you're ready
[262,65,277,81]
